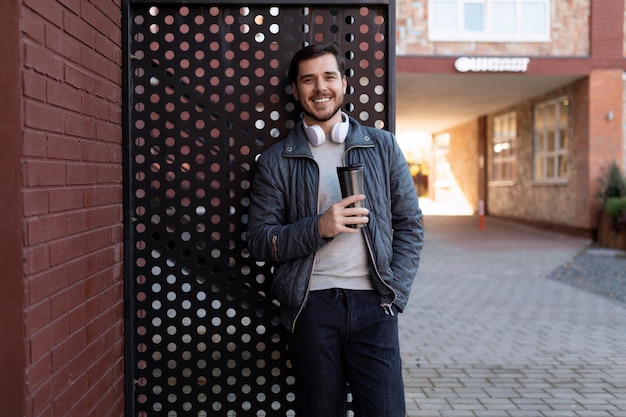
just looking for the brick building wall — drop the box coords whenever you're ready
[622,7,626,57]
[485,70,623,232]
[587,70,625,222]
[396,0,591,56]
[441,120,481,210]
[432,95,601,229]
[0,1,125,416]
[486,83,589,229]
[0,0,27,416]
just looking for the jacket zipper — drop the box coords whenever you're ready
[291,259,316,332]
[342,141,374,166]
[289,154,319,332]
[344,143,397,315]
[288,138,391,330]
[271,235,279,262]
[362,223,397,315]
[381,302,395,316]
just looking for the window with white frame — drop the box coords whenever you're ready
[491,112,516,182]
[533,97,569,181]
[429,0,550,42]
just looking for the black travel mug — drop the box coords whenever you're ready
[337,164,365,228]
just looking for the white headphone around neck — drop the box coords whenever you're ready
[302,112,349,147]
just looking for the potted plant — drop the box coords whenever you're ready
[596,160,626,250]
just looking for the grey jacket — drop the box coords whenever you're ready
[246,117,424,331]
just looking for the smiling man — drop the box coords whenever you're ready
[246,43,424,417]
[292,50,347,128]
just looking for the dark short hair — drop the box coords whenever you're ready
[288,43,346,85]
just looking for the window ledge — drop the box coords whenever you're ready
[532,178,569,186]
[489,180,515,187]
[428,34,551,43]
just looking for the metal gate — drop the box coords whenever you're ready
[123,1,395,415]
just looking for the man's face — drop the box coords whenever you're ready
[292,53,347,128]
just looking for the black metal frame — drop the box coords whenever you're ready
[122,2,396,416]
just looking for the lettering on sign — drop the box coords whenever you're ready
[454,57,530,73]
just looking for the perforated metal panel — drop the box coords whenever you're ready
[123,2,394,416]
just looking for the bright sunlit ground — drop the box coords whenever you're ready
[418,197,475,216]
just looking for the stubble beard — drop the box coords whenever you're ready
[301,95,345,124]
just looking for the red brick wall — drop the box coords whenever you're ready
[484,71,623,233]
[17,1,124,416]
[588,69,624,224]
[486,84,589,229]
[0,0,28,416]
[590,0,624,65]
[445,121,481,209]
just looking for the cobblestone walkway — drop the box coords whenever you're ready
[399,215,626,417]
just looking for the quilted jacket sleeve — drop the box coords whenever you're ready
[246,147,328,264]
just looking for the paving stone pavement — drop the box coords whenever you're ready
[398,214,626,417]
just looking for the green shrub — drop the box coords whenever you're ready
[597,160,626,203]
[605,197,626,229]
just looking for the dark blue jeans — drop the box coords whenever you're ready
[288,289,405,417]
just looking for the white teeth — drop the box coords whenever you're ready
[313,97,330,103]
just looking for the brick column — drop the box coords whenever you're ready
[588,69,624,225]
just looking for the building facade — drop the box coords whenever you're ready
[395,0,625,235]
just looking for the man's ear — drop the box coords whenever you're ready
[342,76,347,94]
[291,82,300,101]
